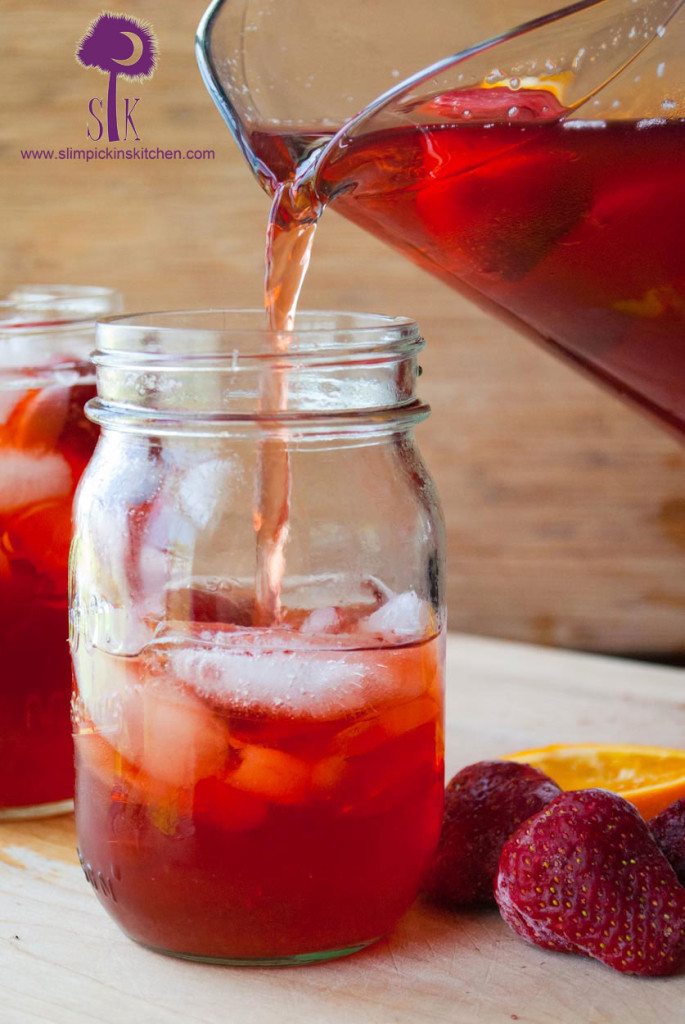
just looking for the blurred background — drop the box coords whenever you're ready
[2,0,684,658]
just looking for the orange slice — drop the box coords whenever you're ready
[479,71,574,104]
[505,743,685,820]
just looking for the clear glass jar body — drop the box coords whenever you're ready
[0,292,120,818]
[70,310,446,965]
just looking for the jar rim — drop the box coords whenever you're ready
[97,308,421,360]
[0,302,99,385]
[9,283,119,300]
[6,284,122,319]
[0,302,99,336]
[91,308,428,435]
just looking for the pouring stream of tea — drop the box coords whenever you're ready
[254,181,320,624]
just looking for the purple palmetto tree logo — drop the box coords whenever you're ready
[76,13,157,142]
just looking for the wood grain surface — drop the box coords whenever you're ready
[1,1,685,655]
[2,634,685,1024]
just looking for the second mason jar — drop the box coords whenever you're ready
[70,309,445,965]
[0,286,121,819]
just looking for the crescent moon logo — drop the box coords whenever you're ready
[111,31,144,67]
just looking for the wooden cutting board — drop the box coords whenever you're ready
[2,634,684,1023]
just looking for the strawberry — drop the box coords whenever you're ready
[417,86,566,124]
[495,789,685,976]
[651,799,685,886]
[415,137,592,282]
[423,760,561,906]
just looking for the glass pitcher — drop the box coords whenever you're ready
[197,0,685,433]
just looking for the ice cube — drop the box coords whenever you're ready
[0,449,71,514]
[226,745,345,805]
[137,544,169,613]
[72,643,134,738]
[133,683,228,787]
[176,457,238,529]
[98,439,162,508]
[73,732,120,792]
[170,634,426,718]
[360,590,431,640]
[74,645,228,787]
[146,502,195,551]
[171,644,367,717]
[228,744,312,804]
[300,606,343,635]
[0,328,66,370]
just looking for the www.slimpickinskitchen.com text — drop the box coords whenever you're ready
[20,146,215,162]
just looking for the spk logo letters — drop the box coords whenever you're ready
[76,12,158,143]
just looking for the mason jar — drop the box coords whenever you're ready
[70,309,445,965]
[0,286,121,819]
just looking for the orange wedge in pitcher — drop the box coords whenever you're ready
[505,744,685,820]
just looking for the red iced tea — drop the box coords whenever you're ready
[0,370,97,812]
[254,99,685,432]
[73,608,444,962]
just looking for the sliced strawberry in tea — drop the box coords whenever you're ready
[7,386,70,450]
[414,132,592,282]
[3,497,73,592]
[414,86,566,123]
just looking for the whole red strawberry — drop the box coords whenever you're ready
[423,760,561,906]
[651,799,685,886]
[495,788,685,976]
